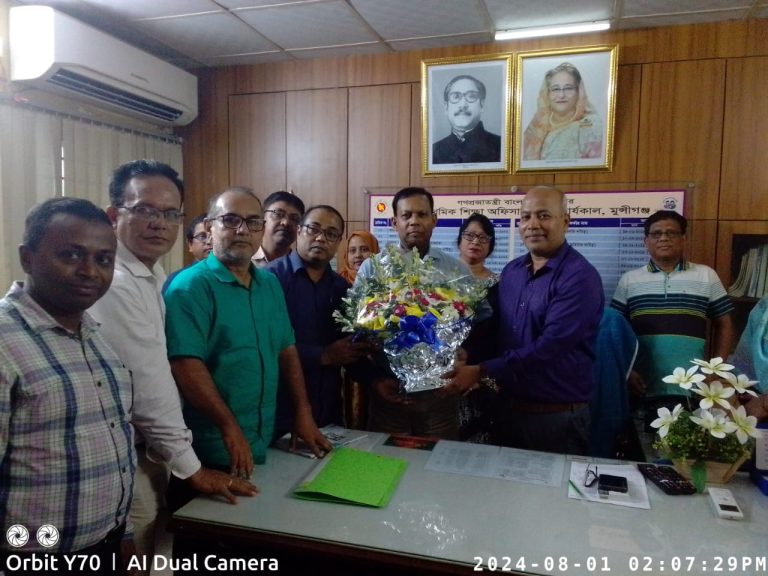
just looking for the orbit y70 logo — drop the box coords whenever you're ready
[6,524,29,547]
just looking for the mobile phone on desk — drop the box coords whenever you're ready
[598,474,628,498]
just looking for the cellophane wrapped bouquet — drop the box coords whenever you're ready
[333,245,487,393]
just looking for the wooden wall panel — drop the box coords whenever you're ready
[686,219,718,269]
[286,88,348,212]
[555,64,641,188]
[224,20,768,94]
[347,84,411,226]
[228,93,286,198]
[178,68,233,221]
[719,56,768,220]
[637,59,725,220]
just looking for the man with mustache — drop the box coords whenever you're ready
[355,187,475,438]
[433,74,501,164]
[268,205,371,438]
[444,186,603,456]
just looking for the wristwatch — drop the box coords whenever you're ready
[477,364,499,393]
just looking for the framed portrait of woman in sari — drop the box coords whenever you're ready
[513,45,618,173]
[421,53,512,175]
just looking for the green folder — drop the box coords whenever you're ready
[293,447,408,507]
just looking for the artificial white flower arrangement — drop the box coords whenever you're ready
[651,358,760,464]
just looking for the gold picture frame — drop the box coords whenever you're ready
[421,53,512,176]
[513,44,618,173]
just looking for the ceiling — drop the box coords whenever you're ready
[12,0,768,69]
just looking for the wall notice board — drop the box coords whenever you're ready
[367,189,686,299]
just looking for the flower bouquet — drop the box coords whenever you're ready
[333,245,486,393]
[650,357,760,491]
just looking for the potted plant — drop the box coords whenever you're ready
[650,357,760,492]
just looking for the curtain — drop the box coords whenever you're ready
[0,103,62,290]
[0,103,185,291]
[62,119,185,274]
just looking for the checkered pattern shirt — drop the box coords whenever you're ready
[0,283,135,553]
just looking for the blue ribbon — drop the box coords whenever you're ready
[390,313,440,350]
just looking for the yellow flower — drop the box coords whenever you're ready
[427,307,442,319]
[405,305,423,317]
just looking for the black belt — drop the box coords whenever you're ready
[510,401,588,414]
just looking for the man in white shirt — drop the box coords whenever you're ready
[89,160,257,570]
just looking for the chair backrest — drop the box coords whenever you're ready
[588,307,638,458]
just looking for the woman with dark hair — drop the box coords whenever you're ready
[457,212,498,283]
[457,213,499,443]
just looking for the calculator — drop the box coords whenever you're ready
[637,463,697,495]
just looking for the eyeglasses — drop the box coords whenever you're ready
[584,464,599,488]
[119,204,184,224]
[264,209,302,226]
[301,223,342,243]
[447,90,480,104]
[648,231,683,240]
[548,85,577,96]
[213,213,265,232]
[191,233,209,242]
[462,232,491,244]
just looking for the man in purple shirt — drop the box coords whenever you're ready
[444,186,603,455]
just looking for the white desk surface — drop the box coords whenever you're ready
[173,434,768,575]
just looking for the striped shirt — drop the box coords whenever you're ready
[611,260,733,397]
[0,283,135,553]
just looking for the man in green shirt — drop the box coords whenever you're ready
[165,187,330,481]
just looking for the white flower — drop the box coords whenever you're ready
[722,372,760,397]
[729,405,761,444]
[650,404,683,438]
[662,366,706,390]
[690,357,734,378]
[690,409,737,439]
[690,379,735,410]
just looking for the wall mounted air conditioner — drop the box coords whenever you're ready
[9,5,198,126]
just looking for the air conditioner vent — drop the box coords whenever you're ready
[10,6,197,126]
[49,69,184,122]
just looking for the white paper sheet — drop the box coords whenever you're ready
[567,462,650,509]
[425,441,565,487]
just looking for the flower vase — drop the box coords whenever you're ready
[671,451,751,492]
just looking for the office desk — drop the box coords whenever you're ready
[170,434,768,575]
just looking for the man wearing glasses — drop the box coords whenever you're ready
[90,162,257,570]
[433,74,501,165]
[252,190,305,267]
[611,210,735,420]
[164,187,330,507]
[162,213,211,294]
[268,205,372,438]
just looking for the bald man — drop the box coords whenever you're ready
[444,186,603,455]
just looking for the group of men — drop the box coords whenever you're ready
[1,156,737,574]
